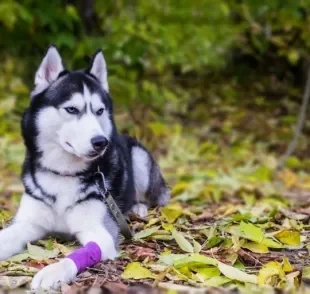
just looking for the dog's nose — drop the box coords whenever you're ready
[91,136,108,152]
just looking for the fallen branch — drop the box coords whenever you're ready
[276,62,310,170]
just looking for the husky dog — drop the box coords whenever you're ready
[0,46,169,290]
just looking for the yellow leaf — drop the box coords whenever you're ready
[171,182,190,196]
[162,223,174,231]
[161,203,183,223]
[274,230,300,246]
[218,262,258,284]
[282,257,293,272]
[145,218,161,228]
[302,266,310,279]
[121,262,155,280]
[242,241,269,254]
[258,261,285,286]
[279,169,298,189]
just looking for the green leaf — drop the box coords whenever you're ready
[26,243,59,260]
[193,240,202,253]
[174,253,218,268]
[158,253,189,266]
[203,276,231,287]
[205,236,224,249]
[121,262,155,279]
[172,229,194,253]
[8,253,30,262]
[238,222,264,243]
[134,226,160,240]
[218,262,258,284]
[194,266,220,279]
[260,238,284,249]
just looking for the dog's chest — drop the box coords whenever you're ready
[35,171,89,212]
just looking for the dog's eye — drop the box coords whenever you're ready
[96,108,104,116]
[65,107,79,115]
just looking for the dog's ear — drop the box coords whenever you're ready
[34,45,64,92]
[88,50,109,93]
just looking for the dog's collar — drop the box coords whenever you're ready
[37,164,92,177]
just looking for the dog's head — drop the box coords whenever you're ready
[23,46,115,173]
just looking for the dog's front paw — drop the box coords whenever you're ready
[31,258,78,290]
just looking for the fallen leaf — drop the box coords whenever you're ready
[0,276,31,289]
[121,262,155,279]
[274,230,300,246]
[128,246,156,260]
[158,253,189,266]
[174,253,218,268]
[282,257,293,272]
[238,221,264,243]
[172,229,194,253]
[194,266,220,280]
[27,243,59,260]
[134,226,160,240]
[161,203,183,223]
[242,241,269,254]
[218,262,258,284]
[203,276,231,287]
[258,261,285,286]
[193,240,202,253]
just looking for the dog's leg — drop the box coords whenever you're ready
[131,146,170,217]
[31,200,118,290]
[0,195,49,260]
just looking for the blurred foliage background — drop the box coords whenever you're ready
[1,2,310,292]
[0,0,310,198]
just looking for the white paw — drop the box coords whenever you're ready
[31,258,78,290]
[131,203,148,218]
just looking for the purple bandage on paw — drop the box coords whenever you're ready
[67,242,102,273]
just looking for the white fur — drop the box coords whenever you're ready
[89,51,109,92]
[33,46,64,96]
[131,203,148,218]
[31,258,77,290]
[36,84,112,174]
[132,147,150,203]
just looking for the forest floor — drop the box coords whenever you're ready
[0,102,310,294]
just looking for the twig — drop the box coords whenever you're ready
[276,62,310,170]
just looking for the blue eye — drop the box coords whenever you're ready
[96,108,104,116]
[65,107,79,114]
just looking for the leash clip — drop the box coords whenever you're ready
[95,167,108,196]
